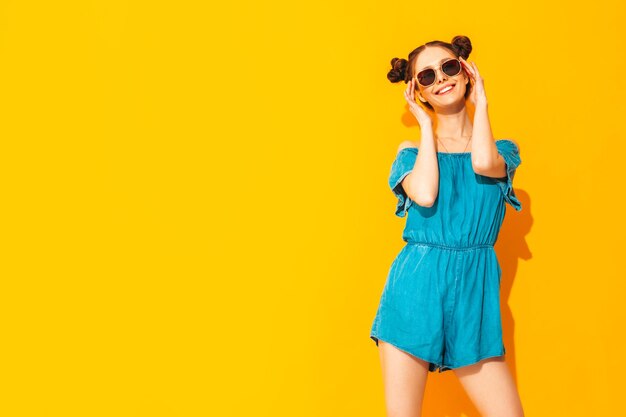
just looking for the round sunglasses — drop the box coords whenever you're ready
[415,58,462,88]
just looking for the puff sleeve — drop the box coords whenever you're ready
[388,148,418,217]
[495,139,522,211]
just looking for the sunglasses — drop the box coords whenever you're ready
[415,58,463,88]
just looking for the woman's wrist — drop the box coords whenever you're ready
[475,98,488,108]
[418,120,433,130]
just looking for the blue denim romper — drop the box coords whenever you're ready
[370,139,522,373]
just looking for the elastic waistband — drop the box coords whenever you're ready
[405,241,494,251]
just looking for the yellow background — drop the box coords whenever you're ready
[0,0,624,415]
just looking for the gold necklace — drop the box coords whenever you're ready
[436,134,472,153]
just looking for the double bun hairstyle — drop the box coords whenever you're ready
[387,35,473,110]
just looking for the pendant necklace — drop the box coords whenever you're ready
[436,134,472,153]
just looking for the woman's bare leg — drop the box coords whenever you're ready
[377,340,430,417]
[453,356,524,417]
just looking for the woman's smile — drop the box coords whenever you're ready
[436,83,455,95]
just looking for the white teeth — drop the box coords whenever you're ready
[438,85,453,94]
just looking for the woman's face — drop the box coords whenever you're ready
[414,47,469,107]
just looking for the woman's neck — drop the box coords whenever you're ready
[433,108,473,141]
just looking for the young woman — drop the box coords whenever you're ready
[369,36,525,417]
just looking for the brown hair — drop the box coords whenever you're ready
[387,35,473,111]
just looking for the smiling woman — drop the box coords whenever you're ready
[387,39,473,111]
[371,35,526,417]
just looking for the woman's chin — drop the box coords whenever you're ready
[431,95,467,110]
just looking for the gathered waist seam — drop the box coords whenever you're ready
[405,241,494,251]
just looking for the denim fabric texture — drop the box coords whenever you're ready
[370,139,522,373]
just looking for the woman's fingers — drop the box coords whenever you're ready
[460,57,475,80]
[472,61,481,79]
[405,79,415,103]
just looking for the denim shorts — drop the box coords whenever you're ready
[370,241,506,373]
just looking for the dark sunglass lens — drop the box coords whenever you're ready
[417,69,435,86]
[442,59,461,77]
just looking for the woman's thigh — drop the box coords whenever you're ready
[377,340,430,417]
[453,356,525,417]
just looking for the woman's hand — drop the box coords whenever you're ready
[459,57,487,106]
[404,78,433,127]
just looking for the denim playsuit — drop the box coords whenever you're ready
[370,139,522,373]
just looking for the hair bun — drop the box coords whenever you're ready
[387,57,408,83]
[451,35,472,60]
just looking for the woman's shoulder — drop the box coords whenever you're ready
[397,140,419,154]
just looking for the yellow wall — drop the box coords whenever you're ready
[0,0,623,415]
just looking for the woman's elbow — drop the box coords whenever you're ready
[409,193,436,208]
